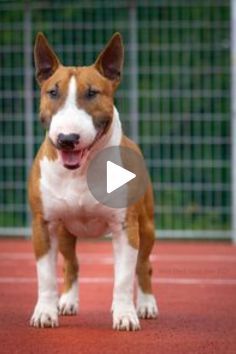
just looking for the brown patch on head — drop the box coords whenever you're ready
[34,32,124,143]
[39,67,76,129]
[72,33,124,136]
[75,66,115,135]
[34,32,75,129]
[39,65,115,137]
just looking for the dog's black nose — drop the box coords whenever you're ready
[57,133,80,150]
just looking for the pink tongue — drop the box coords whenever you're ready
[60,150,83,167]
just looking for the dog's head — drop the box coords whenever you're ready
[34,33,124,170]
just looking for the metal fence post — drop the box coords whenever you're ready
[24,0,33,232]
[129,1,139,143]
[231,0,236,243]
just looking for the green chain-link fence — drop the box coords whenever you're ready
[0,0,231,239]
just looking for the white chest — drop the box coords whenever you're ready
[39,157,120,238]
[39,106,125,238]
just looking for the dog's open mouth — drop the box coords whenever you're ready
[53,122,109,170]
[58,149,89,170]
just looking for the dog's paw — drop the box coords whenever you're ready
[112,303,141,331]
[136,292,158,319]
[58,282,78,316]
[58,294,78,316]
[30,300,59,328]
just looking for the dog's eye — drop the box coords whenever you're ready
[85,88,99,99]
[47,86,59,99]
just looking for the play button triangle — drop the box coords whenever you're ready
[106,160,136,194]
[87,146,149,208]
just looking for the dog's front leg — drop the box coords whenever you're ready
[30,217,59,328]
[112,229,140,331]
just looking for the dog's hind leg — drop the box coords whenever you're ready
[58,224,79,316]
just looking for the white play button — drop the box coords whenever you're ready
[87,146,149,208]
[106,160,136,194]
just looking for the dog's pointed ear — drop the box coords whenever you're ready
[94,33,124,85]
[34,32,60,85]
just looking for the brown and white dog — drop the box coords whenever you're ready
[29,32,158,331]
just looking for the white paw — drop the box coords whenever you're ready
[30,300,59,328]
[58,294,78,315]
[136,292,158,319]
[58,282,78,316]
[112,303,141,331]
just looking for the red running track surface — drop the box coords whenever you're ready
[0,239,236,354]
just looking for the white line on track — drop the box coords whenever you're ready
[1,276,236,285]
[1,253,236,263]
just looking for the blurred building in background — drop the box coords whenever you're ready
[0,0,231,240]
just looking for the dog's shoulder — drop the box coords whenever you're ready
[121,134,142,156]
[28,136,56,212]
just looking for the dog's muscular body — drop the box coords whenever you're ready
[29,33,158,331]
